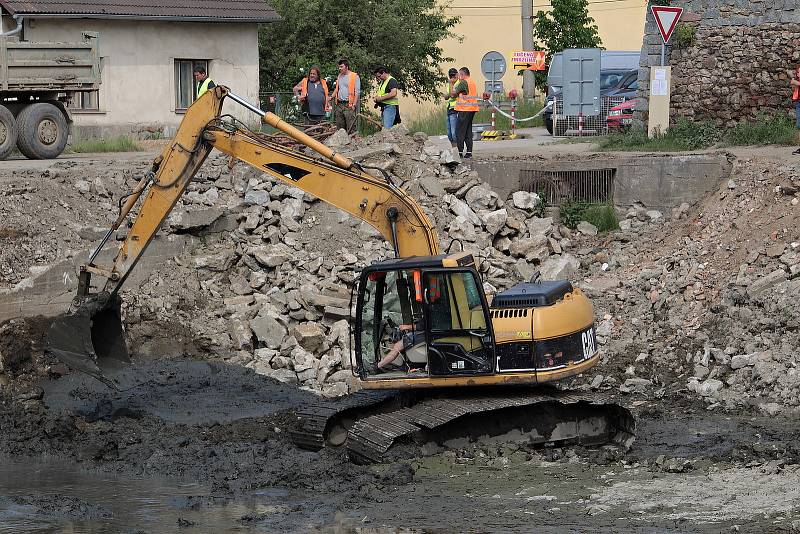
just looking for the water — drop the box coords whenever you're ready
[0,457,294,533]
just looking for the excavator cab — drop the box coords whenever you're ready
[354,253,495,383]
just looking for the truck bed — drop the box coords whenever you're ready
[0,36,99,93]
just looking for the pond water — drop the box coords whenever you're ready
[0,456,300,533]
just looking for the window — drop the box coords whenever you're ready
[69,57,103,111]
[174,59,208,111]
[624,78,639,91]
[71,91,99,111]
[600,72,623,90]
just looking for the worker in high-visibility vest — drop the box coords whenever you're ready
[792,65,800,155]
[292,66,330,124]
[373,66,401,129]
[193,65,216,99]
[445,68,459,148]
[452,66,479,159]
[329,58,361,135]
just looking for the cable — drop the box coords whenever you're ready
[483,99,552,122]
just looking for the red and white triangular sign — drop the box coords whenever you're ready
[651,5,683,43]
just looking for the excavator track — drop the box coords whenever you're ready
[290,390,404,451]
[345,389,635,464]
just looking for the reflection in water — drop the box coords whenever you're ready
[0,457,288,533]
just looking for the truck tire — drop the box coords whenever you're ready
[0,105,18,160]
[16,103,69,159]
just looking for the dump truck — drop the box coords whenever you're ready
[0,32,100,160]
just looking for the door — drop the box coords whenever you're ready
[355,269,428,378]
[422,269,494,376]
[562,48,601,116]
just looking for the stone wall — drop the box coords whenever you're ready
[636,0,800,127]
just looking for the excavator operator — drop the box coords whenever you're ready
[377,320,425,372]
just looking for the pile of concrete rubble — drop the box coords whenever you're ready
[1,126,798,415]
[120,125,616,397]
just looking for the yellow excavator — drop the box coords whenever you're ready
[46,86,633,463]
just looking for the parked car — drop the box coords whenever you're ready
[544,68,638,134]
[606,98,639,132]
[605,70,639,100]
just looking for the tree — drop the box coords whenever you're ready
[258,0,459,101]
[531,0,603,89]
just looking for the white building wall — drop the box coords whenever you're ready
[25,18,261,137]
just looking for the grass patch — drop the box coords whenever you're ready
[407,99,544,136]
[724,114,796,146]
[560,201,618,232]
[70,136,143,153]
[598,119,721,152]
[598,114,797,152]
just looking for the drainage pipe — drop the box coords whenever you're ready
[0,14,23,37]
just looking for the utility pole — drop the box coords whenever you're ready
[521,0,535,98]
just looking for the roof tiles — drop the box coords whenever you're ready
[0,0,279,22]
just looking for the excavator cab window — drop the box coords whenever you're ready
[355,266,494,380]
[423,269,493,376]
[356,269,428,378]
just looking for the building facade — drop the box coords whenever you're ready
[0,0,278,138]
[401,0,648,118]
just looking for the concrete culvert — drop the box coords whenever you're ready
[15,102,68,160]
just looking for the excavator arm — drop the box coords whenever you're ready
[98,85,439,297]
[46,85,440,382]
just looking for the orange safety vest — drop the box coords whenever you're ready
[300,77,331,111]
[455,77,479,112]
[333,71,358,108]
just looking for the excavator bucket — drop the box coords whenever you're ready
[45,296,130,385]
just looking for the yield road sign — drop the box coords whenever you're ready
[509,50,545,71]
[651,5,683,43]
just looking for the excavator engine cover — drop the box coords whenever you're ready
[45,295,130,384]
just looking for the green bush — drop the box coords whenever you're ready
[560,201,618,232]
[724,114,796,146]
[599,119,721,152]
[674,24,696,48]
[70,136,143,153]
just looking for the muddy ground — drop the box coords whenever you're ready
[1,144,799,533]
[1,355,799,532]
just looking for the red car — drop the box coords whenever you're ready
[607,98,639,132]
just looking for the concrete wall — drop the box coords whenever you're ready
[24,18,261,138]
[400,0,647,119]
[474,153,733,212]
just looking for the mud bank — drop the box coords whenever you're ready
[2,355,800,532]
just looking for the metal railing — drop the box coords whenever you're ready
[552,96,625,137]
[519,167,616,206]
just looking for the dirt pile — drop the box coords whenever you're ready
[571,156,800,415]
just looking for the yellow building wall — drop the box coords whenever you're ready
[399,0,647,120]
